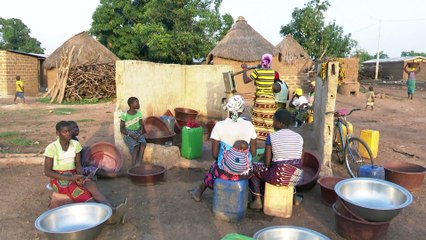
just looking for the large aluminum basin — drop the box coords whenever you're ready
[335,178,412,222]
[253,226,330,240]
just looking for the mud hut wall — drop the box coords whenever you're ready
[339,58,359,83]
[46,69,57,90]
[0,51,40,96]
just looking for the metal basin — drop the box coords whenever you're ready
[128,164,166,185]
[383,161,426,193]
[296,151,321,192]
[144,130,176,145]
[253,226,330,240]
[335,178,413,222]
[34,202,112,240]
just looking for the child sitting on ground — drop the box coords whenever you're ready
[44,121,127,223]
[120,97,147,167]
[365,86,375,111]
[68,121,126,178]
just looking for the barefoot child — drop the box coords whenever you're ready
[120,97,146,167]
[365,86,375,111]
[44,121,127,223]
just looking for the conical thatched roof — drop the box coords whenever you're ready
[207,16,278,63]
[43,32,119,69]
[276,34,310,63]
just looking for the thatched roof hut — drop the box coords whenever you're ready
[43,31,119,70]
[207,16,278,64]
[276,34,310,64]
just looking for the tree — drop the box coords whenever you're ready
[0,18,44,54]
[280,0,356,60]
[401,51,426,58]
[90,0,233,64]
[352,49,389,63]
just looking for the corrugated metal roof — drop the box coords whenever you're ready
[363,56,426,64]
[6,49,47,59]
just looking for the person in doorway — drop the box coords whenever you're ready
[365,86,375,111]
[120,97,146,167]
[44,121,127,223]
[249,109,304,209]
[14,75,25,104]
[190,95,257,202]
[68,121,126,178]
[289,88,308,126]
[273,71,289,110]
[241,53,276,141]
[404,63,421,99]
[308,81,316,108]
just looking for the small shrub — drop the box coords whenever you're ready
[8,137,33,146]
[0,131,20,138]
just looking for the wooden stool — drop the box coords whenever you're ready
[263,182,294,218]
[212,179,248,222]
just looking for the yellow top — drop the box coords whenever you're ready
[16,80,24,92]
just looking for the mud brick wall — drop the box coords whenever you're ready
[339,58,359,83]
[0,50,40,96]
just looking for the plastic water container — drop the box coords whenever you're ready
[263,183,294,218]
[213,179,248,222]
[340,121,353,143]
[358,164,385,179]
[160,115,175,133]
[359,129,380,158]
[181,126,203,159]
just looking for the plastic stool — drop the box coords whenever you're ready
[213,179,248,222]
[263,182,294,218]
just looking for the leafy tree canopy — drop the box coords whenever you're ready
[401,50,426,58]
[280,0,356,60]
[0,18,44,54]
[90,0,233,64]
[352,49,389,63]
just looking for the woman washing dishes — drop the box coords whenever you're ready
[249,109,304,209]
[190,95,257,201]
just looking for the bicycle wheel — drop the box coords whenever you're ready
[344,137,374,177]
[333,126,345,164]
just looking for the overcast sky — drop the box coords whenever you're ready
[1,0,425,58]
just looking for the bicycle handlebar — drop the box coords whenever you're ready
[325,108,361,117]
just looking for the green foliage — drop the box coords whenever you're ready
[352,49,389,63]
[7,137,33,147]
[90,0,232,64]
[38,97,113,105]
[280,0,356,60]
[401,51,426,58]
[0,17,44,53]
[0,131,19,138]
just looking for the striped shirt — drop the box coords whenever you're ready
[266,129,303,162]
[250,68,275,96]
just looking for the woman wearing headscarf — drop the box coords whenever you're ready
[190,95,257,201]
[242,53,276,141]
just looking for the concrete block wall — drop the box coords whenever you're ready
[0,50,40,96]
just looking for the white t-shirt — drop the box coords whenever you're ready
[210,118,257,146]
[292,96,308,109]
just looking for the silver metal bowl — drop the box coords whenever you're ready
[34,202,112,240]
[335,178,413,222]
[253,226,330,240]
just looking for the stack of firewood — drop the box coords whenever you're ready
[65,64,116,101]
[44,46,116,103]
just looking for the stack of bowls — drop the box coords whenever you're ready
[174,107,199,128]
[333,178,413,240]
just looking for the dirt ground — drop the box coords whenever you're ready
[0,83,425,240]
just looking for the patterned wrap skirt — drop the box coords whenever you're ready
[249,159,303,196]
[252,95,276,141]
[50,170,93,202]
[203,162,252,189]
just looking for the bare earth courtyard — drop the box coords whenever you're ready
[0,84,425,240]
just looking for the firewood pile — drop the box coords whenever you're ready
[65,64,116,101]
[44,46,116,103]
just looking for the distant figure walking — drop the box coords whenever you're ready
[404,63,421,100]
[14,75,25,104]
[365,86,375,111]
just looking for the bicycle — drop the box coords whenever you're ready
[330,108,375,178]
